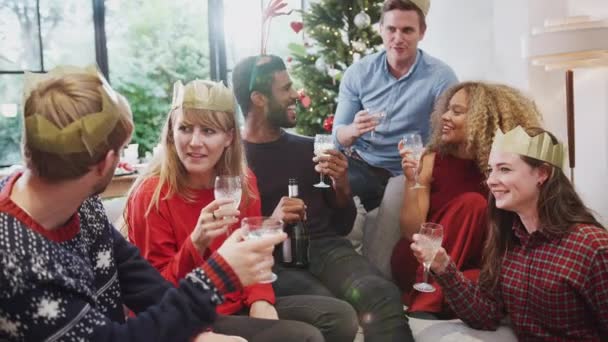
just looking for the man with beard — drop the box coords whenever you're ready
[234,55,414,342]
[0,65,286,342]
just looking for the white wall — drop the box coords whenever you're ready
[419,0,608,224]
[572,68,608,222]
[563,0,608,223]
[420,0,495,82]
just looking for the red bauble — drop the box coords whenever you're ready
[323,114,335,132]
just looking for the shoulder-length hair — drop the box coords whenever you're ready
[129,105,254,217]
[479,127,603,291]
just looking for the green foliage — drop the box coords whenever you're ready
[109,0,210,156]
[290,0,383,136]
[0,0,210,165]
[0,116,21,166]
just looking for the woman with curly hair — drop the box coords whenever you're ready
[391,82,541,319]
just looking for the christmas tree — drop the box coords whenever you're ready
[288,0,384,136]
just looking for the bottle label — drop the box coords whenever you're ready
[288,184,298,198]
[282,237,293,263]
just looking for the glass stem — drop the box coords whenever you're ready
[320,173,324,184]
[423,265,430,284]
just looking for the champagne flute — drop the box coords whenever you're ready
[402,133,425,189]
[214,175,242,235]
[369,109,386,140]
[241,216,284,283]
[313,134,334,188]
[413,222,444,293]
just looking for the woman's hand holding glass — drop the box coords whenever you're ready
[190,198,240,254]
[399,133,425,189]
[410,223,449,293]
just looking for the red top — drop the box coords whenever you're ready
[126,171,275,315]
[436,223,608,341]
[428,153,487,218]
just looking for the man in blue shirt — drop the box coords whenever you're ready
[333,0,458,211]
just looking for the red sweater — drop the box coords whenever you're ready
[126,172,275,315]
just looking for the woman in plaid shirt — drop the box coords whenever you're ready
[411,126,608,341]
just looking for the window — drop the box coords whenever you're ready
[0,0,95,166]
[0,1,225,166]
[105,0,210,155]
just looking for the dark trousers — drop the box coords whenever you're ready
[347,154,391,212]
[272,238,414,342]
[213,295,358,342]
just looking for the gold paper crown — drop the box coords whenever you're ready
[410,0,430,16]
[491,126,567,169]
[23,65,124,156]
[171,80,235,112]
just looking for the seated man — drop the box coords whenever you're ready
[0,66,284,341]
[233,55,414,342]
[332,0,457,211]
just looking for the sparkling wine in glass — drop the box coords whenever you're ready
[413,222,444,293]
[369,109,386,140]
[313,134,334,188]
[241,216,284,283]
[214,176,242,235]
[402,133,425,189]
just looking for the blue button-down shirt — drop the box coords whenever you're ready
[332,49,458,175]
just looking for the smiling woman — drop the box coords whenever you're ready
[391,81,542,319]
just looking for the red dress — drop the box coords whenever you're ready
[391,153,488,315]
[126,171,275,315]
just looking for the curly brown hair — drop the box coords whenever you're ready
[426,82,542,172]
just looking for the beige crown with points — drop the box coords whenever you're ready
[491,126,567,169]
[171,80,235,112]
[23,65,124,156]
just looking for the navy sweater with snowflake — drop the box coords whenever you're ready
[0,173,241,341]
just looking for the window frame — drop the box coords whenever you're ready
[0,0,226,82]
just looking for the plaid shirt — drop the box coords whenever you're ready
[435,223,608,341]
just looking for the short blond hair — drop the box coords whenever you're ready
[22,73,134,181]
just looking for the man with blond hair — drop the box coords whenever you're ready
[0,66,284,341]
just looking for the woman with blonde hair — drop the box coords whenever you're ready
[412,126,607,340]
[1,66,287,342]
[125,80,357,342]
[391,82,541,319]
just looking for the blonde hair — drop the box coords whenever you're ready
[22,73,133,181]
[426,82,542,172]
[129,105,254,217]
